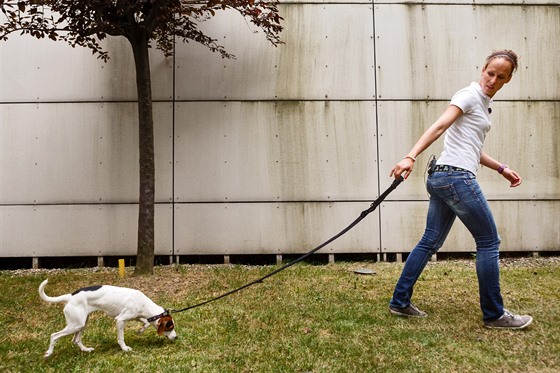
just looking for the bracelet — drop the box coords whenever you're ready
[497,164,508,174]
[404,156,416,162]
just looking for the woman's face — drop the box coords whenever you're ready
[479,57,513,97]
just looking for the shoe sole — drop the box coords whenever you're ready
[389,308,427,318]
[484,316,533,330]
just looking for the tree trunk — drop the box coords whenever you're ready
[129,30,155,275]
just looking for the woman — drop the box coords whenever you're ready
[388,50,532,329]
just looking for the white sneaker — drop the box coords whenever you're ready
[484,309,533,329]
[389,303,428,318]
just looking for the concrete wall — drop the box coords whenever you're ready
[1,1,559,259]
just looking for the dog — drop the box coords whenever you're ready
[39,279,177,357]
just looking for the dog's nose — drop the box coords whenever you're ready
[167,330,177,340]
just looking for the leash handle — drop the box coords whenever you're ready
[392,175,405,188]
[366,176,403,212]
[169,176,404,315]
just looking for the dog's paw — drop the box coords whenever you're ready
[81,347,94,353]
[121,346,133,352]
[44,351,52,359]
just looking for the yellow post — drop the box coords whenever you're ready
[118,259,125,277]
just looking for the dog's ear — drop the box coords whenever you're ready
[157,316,174,335]
[157,319,165,335]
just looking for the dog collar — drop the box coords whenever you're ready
[147,309,170,323]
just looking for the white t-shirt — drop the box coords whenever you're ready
[437,82,492,174]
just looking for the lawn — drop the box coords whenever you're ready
[0,257,558,372]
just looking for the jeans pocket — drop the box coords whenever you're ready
[432,183,460,205]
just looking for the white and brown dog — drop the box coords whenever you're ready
[39,279,176,358]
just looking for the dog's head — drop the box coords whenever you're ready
[157,315,177,340]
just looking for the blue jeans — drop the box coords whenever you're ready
[390,170,503,322]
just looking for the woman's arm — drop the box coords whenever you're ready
[390,105,463,180]
[480,151,522,187]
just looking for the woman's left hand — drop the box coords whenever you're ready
[503,168,522,187]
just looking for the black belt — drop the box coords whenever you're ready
[433,165,469,173]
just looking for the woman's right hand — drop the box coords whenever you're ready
[390,157,415,180]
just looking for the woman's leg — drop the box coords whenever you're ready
[390,179,456,309]
[449,175,503,321]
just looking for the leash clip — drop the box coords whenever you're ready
[427,155,437,175]
[147,309,171,323]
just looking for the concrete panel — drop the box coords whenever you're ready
[0,36,173,102]
[174,101,378,202]
[376,0,558,4]
[380,200,560,253]
[238,0,553,3]
[377,100,447,200]
[174,202,380,255]
[375,4,560,100]
[0,204,173,257]
[174,4,375,100]
[0,102,173,204]
[1,3,558,260]
[478,101,560,199]
[282,0,370,3]
[377,101,560,200]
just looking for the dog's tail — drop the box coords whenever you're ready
[39,279,71,304]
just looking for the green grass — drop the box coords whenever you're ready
[0,258,558,372]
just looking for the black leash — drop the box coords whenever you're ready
[149,176,404,321]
